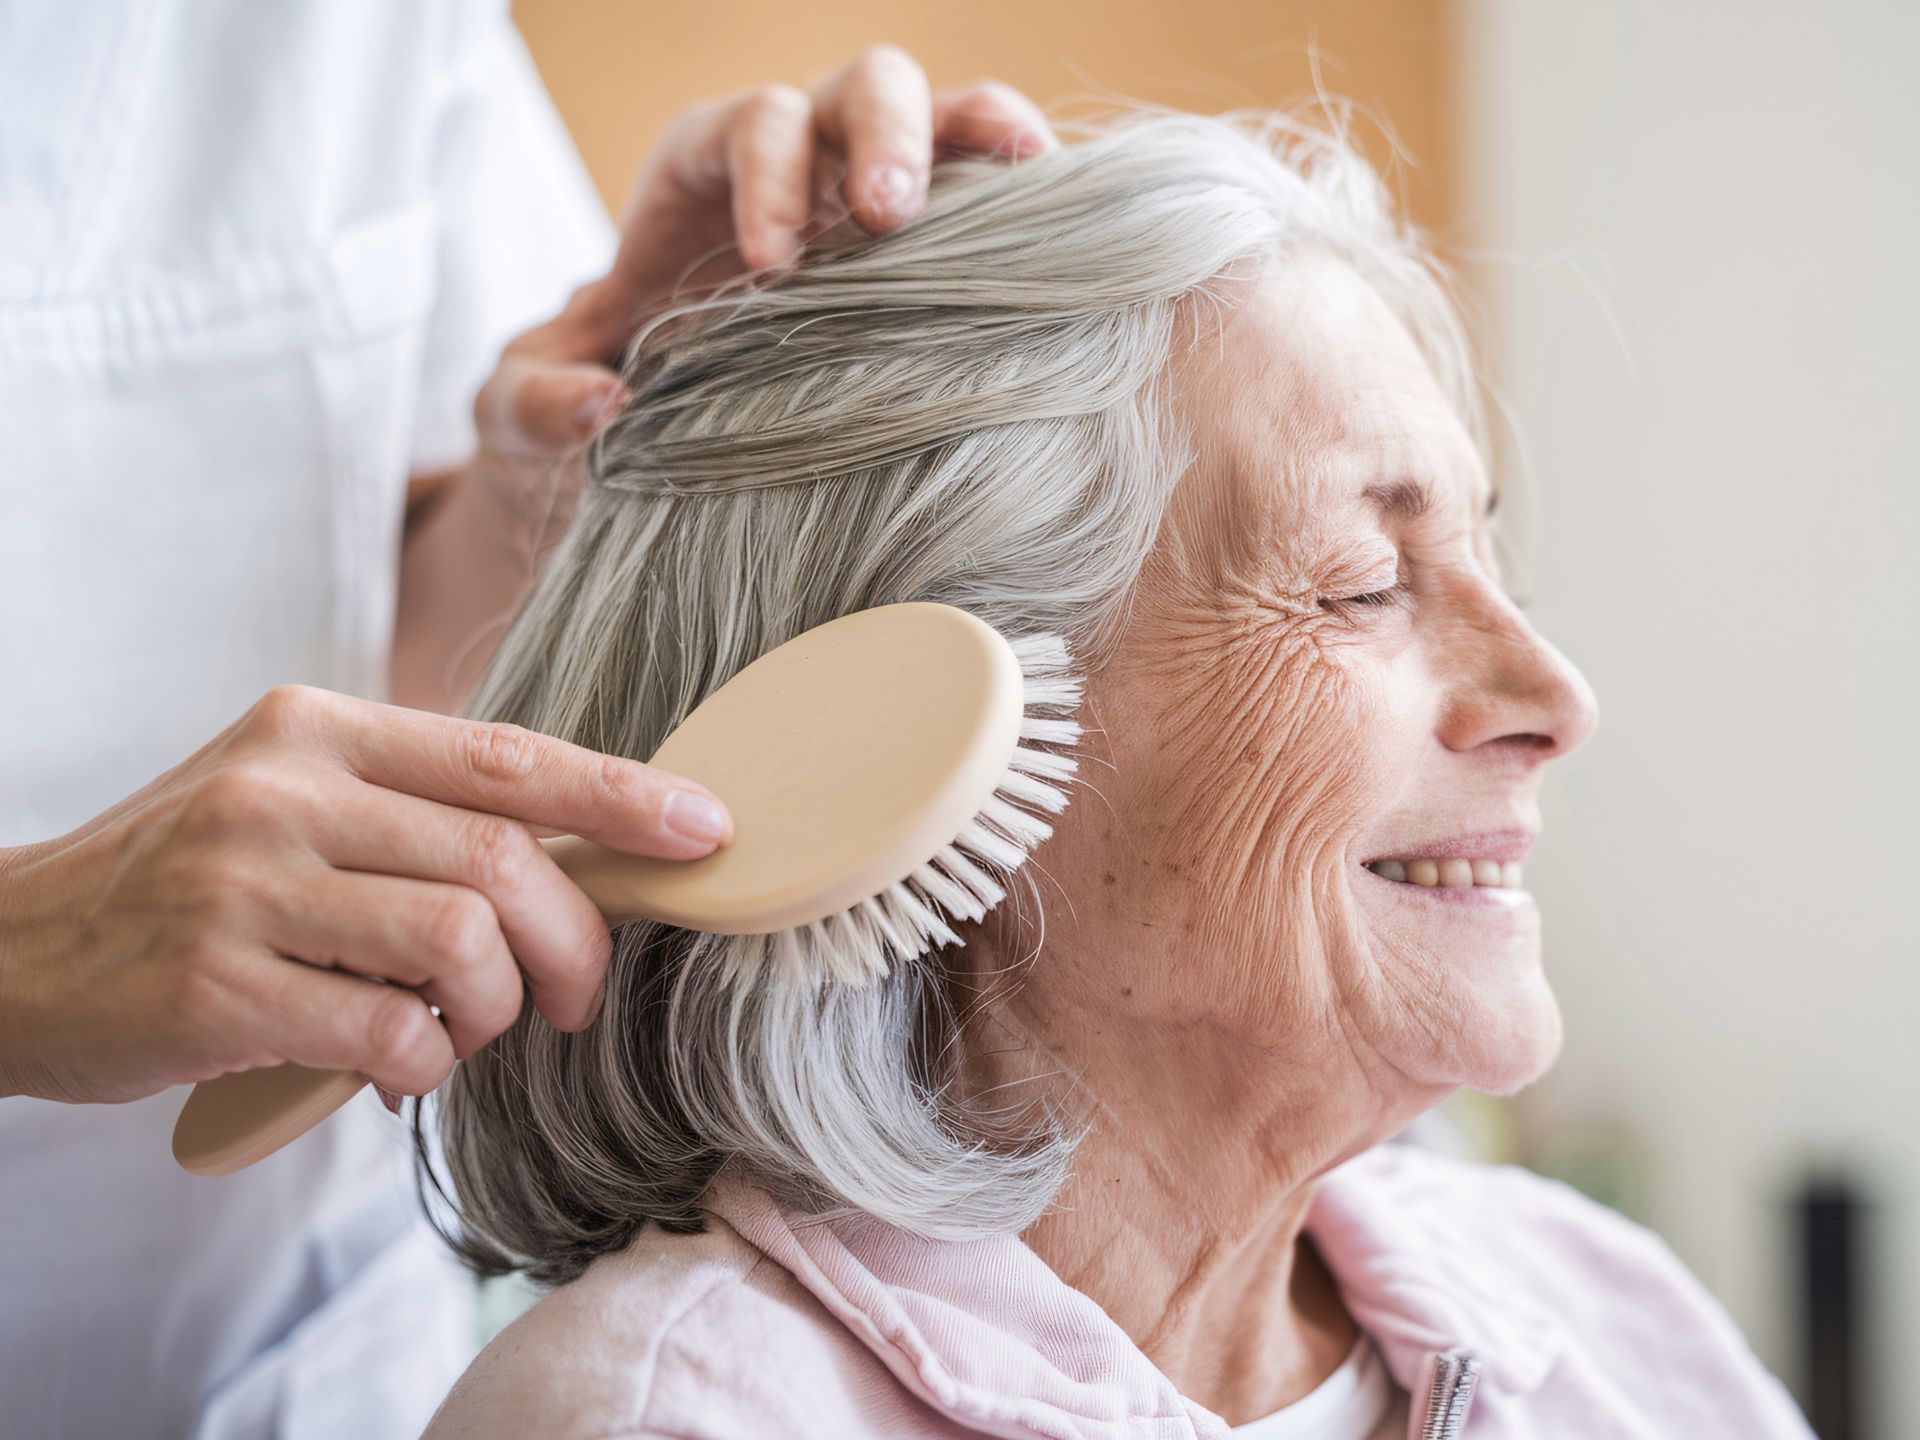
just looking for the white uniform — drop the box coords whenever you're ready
[0,1,615,1434]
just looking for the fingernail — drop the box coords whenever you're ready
[663,789,730,846]
[866,163,922,224]
[374,1084,402,1115]
[575,384,624,436]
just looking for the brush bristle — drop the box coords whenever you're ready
[753,631,1083,987]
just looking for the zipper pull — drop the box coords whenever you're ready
[1418,1348,1482,1439]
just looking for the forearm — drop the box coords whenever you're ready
[391,466,552,715]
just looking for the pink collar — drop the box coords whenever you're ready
[706,1143,1567,1438]
[1304,1143,1566,1393]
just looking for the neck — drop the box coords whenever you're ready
[1025,1129,1357,1424]
[955,980,1435,1425]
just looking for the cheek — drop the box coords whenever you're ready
[1082,608,1406,1009]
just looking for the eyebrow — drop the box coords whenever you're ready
[1362,478,1433,520]
[1362,478,1499,521]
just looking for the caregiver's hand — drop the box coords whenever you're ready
[0,685,733,1106]
[472,49,1057,500]
[394,51,1055,713]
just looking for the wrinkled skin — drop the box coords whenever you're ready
[959,253,1600,1425]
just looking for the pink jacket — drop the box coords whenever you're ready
[425,1142,1814,1438]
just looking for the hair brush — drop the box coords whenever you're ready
[171,602,1083,1175]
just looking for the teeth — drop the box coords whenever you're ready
[1365,857,1524,889]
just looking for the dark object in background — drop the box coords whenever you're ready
[1798,1174,1864,1439]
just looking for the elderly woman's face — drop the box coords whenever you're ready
[1025,254,1598,1110]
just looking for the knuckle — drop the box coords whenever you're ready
[857,42,919,81]
[593,755,651,823]
[422,890,496,968]
[367,994,436,1074]
[507,371,553,434]
[662,95,726,146]
[461,721,540,787]
[248,684,322,739]
[460,816,531,893]
[745,83,809,127]
[472,365,514,432]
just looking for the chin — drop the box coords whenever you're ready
[1468,977,1565,1096]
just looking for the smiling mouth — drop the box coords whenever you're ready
[1363,858,1524,890]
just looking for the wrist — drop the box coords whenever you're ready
[394,458,575,714]
[464,453,582,569]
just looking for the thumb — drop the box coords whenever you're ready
[477,359,626,461]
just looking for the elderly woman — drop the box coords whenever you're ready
[419,113,1812,1439]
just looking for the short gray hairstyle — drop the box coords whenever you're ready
[422,108,1483,1285]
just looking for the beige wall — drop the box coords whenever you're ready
[513,0,1456,233]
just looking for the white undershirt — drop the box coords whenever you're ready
[1230,1332,1411,1439]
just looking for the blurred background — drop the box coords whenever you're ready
[512,2,1918,1434]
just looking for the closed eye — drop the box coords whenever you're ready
[1321,582,1410,611]
[1334,588,1402,606]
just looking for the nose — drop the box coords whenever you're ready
[1436,583,1599,763]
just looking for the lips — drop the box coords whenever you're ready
[1361,828,1535,864]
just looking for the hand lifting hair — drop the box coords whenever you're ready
[420,114,1811,1440]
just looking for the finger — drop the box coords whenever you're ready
[475,356,625,460]
[267,867,526,1058]
[725,85,816,271]
[602,98,740,309]
[310,691,734,859]
[312,780,610,1033]
[810,45,934,233]
[932,81,1058,159]
[243,960,458,1097]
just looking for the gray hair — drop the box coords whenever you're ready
[421,108,1483,1285]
